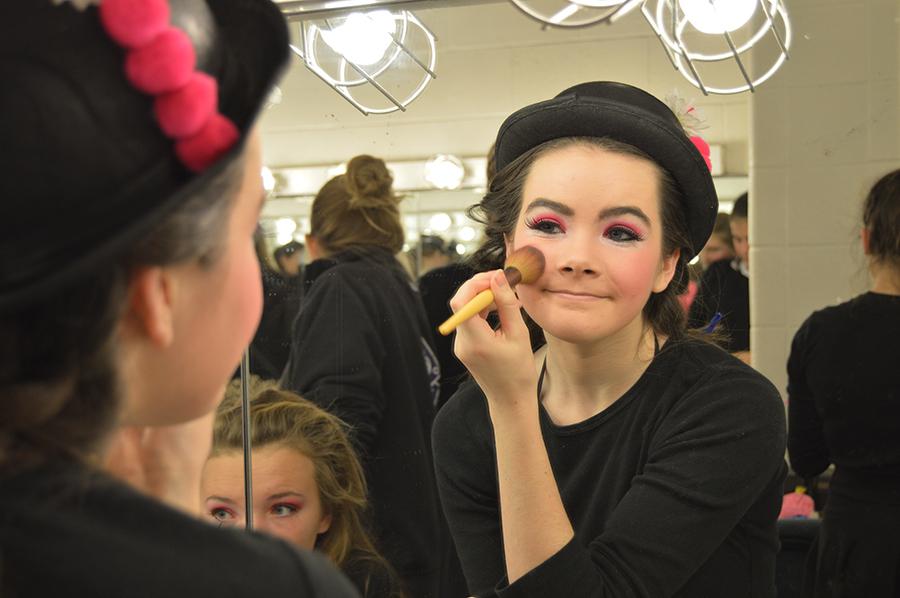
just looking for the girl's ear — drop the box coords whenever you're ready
[122,266,176,347]
[305,234,322,261]
[653,248,681,293]
[861,227,871,255]
[317,511,333,535]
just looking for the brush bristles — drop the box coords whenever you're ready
[504,246,545,285]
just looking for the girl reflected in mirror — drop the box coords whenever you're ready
[202,382,405,598]
[433,82,787,598]
[787,167,900,598]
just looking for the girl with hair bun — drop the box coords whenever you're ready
[281,155,453,598]
[201,383,406,598]
[433,82,786,597]
[787,168,900,597]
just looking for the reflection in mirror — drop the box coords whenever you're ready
[235,1,900,597]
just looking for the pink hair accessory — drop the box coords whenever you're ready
[690,135,712,172]
[94,0,239,172]
[98,0,169,48]
[125,28,196,94]
[154,72,218,138]
[175,113,239,173]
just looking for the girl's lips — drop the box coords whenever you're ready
[546,289,604,301]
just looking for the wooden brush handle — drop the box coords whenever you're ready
[438,288,495,336]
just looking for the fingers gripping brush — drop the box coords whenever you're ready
[438,246,545,336]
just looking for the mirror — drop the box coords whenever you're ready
[234,0,900,594]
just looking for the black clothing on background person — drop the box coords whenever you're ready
[418,262,476,411]
[688,258,750,351]
[281,247,449,598]
[248,265,303,380]
[787,292,900,598]
[0,461,359,598]
[433,339,787,598]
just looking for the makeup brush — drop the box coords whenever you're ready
[438,246,545,336]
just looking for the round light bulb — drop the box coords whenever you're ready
[424,154,466,190]
[428,213,452,233]
[678,0,757,34]
[320,11,395,66]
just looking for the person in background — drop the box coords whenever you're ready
[281,154,455,598]
[433,82,785,598]
[787,168,900,598]
[689,193,751,361]
[248,230,302,380]
[415,235,454,277]
[699,212,735,270]
[275,240,305,277]
[0,0,357,596]
[202,382,406,598]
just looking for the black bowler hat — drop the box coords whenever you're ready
[0,0,289,311]
[494,81,719,258]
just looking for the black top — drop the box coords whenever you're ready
[433,339,787,598]
[249,265,303,380]
[688,259,750,352]
[787,292,900,500]
[418,262,476,411]
[0,462,359,598]
[281,247,445,598]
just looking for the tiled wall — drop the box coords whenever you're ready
[750,0,900,398]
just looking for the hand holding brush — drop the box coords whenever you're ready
[438,246,545,336]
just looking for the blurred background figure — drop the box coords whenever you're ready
[280,154,458,598]
[247,230,302,380]
[414,235,454,277]
[699,212,735,270]
[274,240,305,277]
[689,193,751,361]
[787,168,900,598]
[203,381,406,598]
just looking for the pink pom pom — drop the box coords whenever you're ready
[154,72,217,138]
[125,27,195,94]
[175,113,240,172]
[690,135,712,172]
[99,0,170,49]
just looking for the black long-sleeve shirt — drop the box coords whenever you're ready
[787,292,900,500]
[0,462,359,598]
[281,247,445,598]
[432,339,786,598]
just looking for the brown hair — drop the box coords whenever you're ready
[711,212,733,248]
[863,168,900,267]
[213,381,403,597]
[467,136,694,342]
[0,156,246,473]
[310,155,404,255]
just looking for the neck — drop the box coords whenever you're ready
[870,260,900,295]
[539,315,659,425]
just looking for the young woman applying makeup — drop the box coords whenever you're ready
[433,82,787,598]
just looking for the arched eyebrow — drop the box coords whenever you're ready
[267,492,305,501]
[524,198,651,228]
[205,495,237,504]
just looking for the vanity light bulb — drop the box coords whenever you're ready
[261,166,276,193]
[428,213,452,233]
[678,0,757,34]
[424,154,465,190]
[320,11,395,66]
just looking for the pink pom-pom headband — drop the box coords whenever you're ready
[88,0,239,172]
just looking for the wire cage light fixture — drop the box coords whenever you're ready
[642,0,791,95]
[290,9,437,115]
[509,0,643,29]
